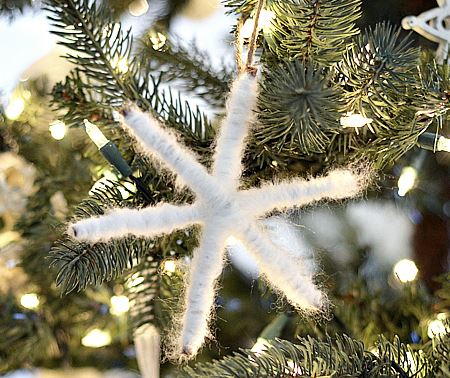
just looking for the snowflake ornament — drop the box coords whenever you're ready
[402,0,450,64]
[68,71,363,358]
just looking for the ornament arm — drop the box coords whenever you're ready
[237,223,324,310]
[177,224,228,358]
[212,73,259,190]
[121,107,215,198]
[68,203,201,243]
[239,169,363,216]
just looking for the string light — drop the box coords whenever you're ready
[340,112,373,129]
[5,96,25,120]
[427,313,448,339]
[397,167,418,197]
[81,329,112,348]
[20,293,40,309]
[110,295,130,316]
[49,120,67,140]
[393,259,418,283]
[84,119,133,179]
[84,119,153,201]
[418,132,450,153]
[128,0,149,17]
[84,120,109,149]
[241,10,275,39]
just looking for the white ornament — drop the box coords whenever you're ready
[402,0,450,64]
[68,72,363,358]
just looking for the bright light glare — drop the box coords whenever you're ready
[49,120,67,140]
[81,329,112,348]
[110,295,130,316]
[393,259,418,283]
[162,260,177,274]
[5,97,25,120]
[427,313,448,339]
[340,112,373,128]
[398,167,417,197]
[20,293,40,309]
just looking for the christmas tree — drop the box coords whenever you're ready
[0,0,449,376]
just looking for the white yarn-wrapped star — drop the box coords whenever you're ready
[68,72,363,358]
[402,0,450,64]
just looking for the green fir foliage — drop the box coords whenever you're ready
[183,332,450,377]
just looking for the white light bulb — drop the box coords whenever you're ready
[393,259,418,283]
[437,135,450,152]
[427,313,447,338]
[49,120,67,140]
[340,112,373,128]
[84,119,109,149]
[81,329,112,348]
[397,166,417,197]
[162,259,176,274]
[20,293,40,309]
[129,0,149,17]
[110,295,130,316]
[241,10,275,39]
[5,97,25,120]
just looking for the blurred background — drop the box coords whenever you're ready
[0,0,448,377]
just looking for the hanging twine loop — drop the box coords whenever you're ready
[241,0,265,75]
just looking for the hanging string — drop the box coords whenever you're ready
[235,18,245,73]
[246,0,265,72]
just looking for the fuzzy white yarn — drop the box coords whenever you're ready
[69,204,200,242]
[236,220,324,309]
[68,72,363,358]
[213,73,258,190]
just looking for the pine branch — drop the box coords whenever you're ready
[330,23,442,168]
[254,61,342,158]
[267,0,361,64]
[43,0,213,140]
[338,23,418,121]
[49,176,163,294]
[126,255,160,332]
[184,334,442,377]
[137,36,233,109]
